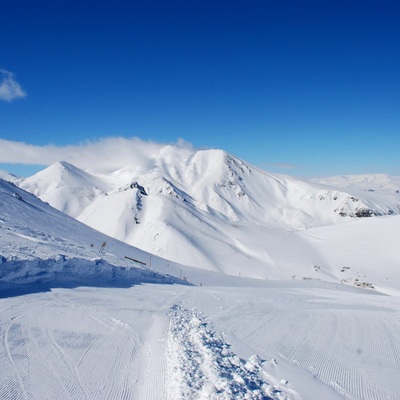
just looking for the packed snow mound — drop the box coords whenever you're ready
[0,178,187,288]
[0,256,179,288]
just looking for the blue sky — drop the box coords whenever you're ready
[1,0,399,177]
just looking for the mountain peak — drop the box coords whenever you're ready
[57,160,78,169]
[14,148,400,274]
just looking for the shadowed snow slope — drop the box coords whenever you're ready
[0,178,187,289]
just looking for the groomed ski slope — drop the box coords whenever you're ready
[2,283,400,400]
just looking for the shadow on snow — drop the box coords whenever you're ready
[0,256,191,299]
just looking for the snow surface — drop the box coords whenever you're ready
[0,178,189,290]
[17,148,400,277]
[2,146,400,400]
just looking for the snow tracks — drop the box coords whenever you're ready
[167,305,294,400]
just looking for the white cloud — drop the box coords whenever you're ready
[0,137,195,173]
[0,70,27,102]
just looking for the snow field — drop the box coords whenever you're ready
[2,282,400,400]
[134,314,169,400]
[179,285,400,400]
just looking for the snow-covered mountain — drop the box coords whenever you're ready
[0,178,187,287]
[0,169,19,182]
[2,165,400,399]
[312,173,400,192]
[312,173,400,214]
[17,146,400,275]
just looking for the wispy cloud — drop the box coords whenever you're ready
[0,137,194,173]
[0,70,27,102]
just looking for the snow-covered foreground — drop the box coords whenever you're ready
[1,282,400,400]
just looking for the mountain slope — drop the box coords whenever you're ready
[2,174,400,399]
[17,146,400,276]
[0,178,186,287]
[18,161,111,218]
[312,173,400,216]
[0,169,19,182]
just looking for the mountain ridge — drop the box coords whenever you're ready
[14,146,400,275]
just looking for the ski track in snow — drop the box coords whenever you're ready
[134,315,169,400]
[0,293,145,400]
[167,304,295,400]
